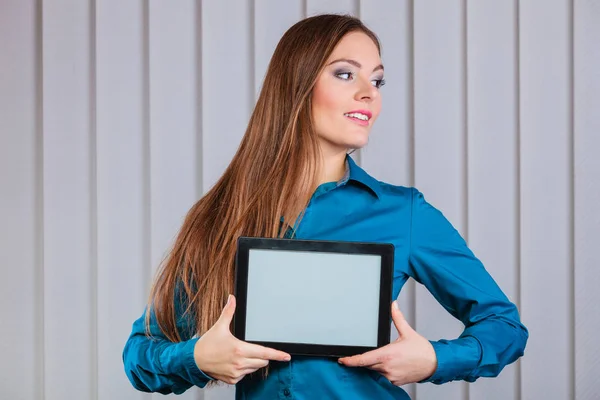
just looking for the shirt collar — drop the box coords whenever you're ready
[337,154,382,199]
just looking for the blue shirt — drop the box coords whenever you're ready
[123,155,528,399]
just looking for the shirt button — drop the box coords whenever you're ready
[283,388,291,397]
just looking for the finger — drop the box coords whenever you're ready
[242,342,291,362]
[241,358,269,370]
[391,301,413,338]
[339,349,385,367]
[216,294,236,328]
[363,362,386,373]
[239,368,261,377]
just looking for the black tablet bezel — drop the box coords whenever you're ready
[233,236,394,358]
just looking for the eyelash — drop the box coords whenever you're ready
[334,71,386,89]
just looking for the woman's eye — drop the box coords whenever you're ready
[335,71,353,80]
[372,78,386,89]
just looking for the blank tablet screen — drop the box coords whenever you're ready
[244,248,381,347]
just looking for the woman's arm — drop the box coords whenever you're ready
[122,297,214,394]
[408,188,529,384]
[123,293,291,393]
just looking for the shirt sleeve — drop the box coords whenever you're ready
[122,297,215,394]
[407,188,529,384]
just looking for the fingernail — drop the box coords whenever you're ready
[226,294,231,306]
[284,355,291,361]
[393,301,399,310]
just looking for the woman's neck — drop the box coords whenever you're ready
[317,148,348,186]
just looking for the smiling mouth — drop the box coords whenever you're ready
[344,112,371,126]
[344,112,370,120]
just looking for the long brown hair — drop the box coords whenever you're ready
[146,14,380,342]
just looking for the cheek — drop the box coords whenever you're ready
[371,98,383,122]
[312,83,343,121]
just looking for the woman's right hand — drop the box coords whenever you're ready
[194,294,291,385]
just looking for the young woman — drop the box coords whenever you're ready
[123,14,528,399]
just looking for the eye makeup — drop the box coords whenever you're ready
[372,78,386,89]
[333,69,386,89]
[334,70,354,81]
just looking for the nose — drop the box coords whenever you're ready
[354,76,378,103]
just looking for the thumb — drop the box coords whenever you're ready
[217,294,236,329]
[391,301,413,338]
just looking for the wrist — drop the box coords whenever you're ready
[423,340,438,380]
[182,337,215,387]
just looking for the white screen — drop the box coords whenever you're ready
[244,248,381,347]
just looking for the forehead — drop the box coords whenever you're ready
[326,31,381,65]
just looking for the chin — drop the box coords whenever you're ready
[319,132,370,153]
[347,136,370,150]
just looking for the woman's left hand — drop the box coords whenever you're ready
[338,301,438,386]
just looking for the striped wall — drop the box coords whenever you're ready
[1,0,598,399]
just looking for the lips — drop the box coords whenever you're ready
[344,109,372,126]
[345,109,372,120]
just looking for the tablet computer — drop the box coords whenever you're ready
[233,236,394,358]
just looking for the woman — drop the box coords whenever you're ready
[123,14,528,399]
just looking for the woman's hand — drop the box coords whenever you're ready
[338,301,437,386]
[194,295,291,384]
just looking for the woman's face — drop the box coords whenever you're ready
[311,31,384,156]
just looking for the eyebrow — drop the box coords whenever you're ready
[327,58,384,72]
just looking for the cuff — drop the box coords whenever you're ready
[419,336,482,385]
[177,338,215,388]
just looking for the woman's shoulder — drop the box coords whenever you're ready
[373,182,439,214]
[377,182,441,212]
[374,180,419,201]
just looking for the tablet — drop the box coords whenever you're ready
[233,236,394,358]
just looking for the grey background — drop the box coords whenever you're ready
[0,0,598,399]
[245,249,381,347]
